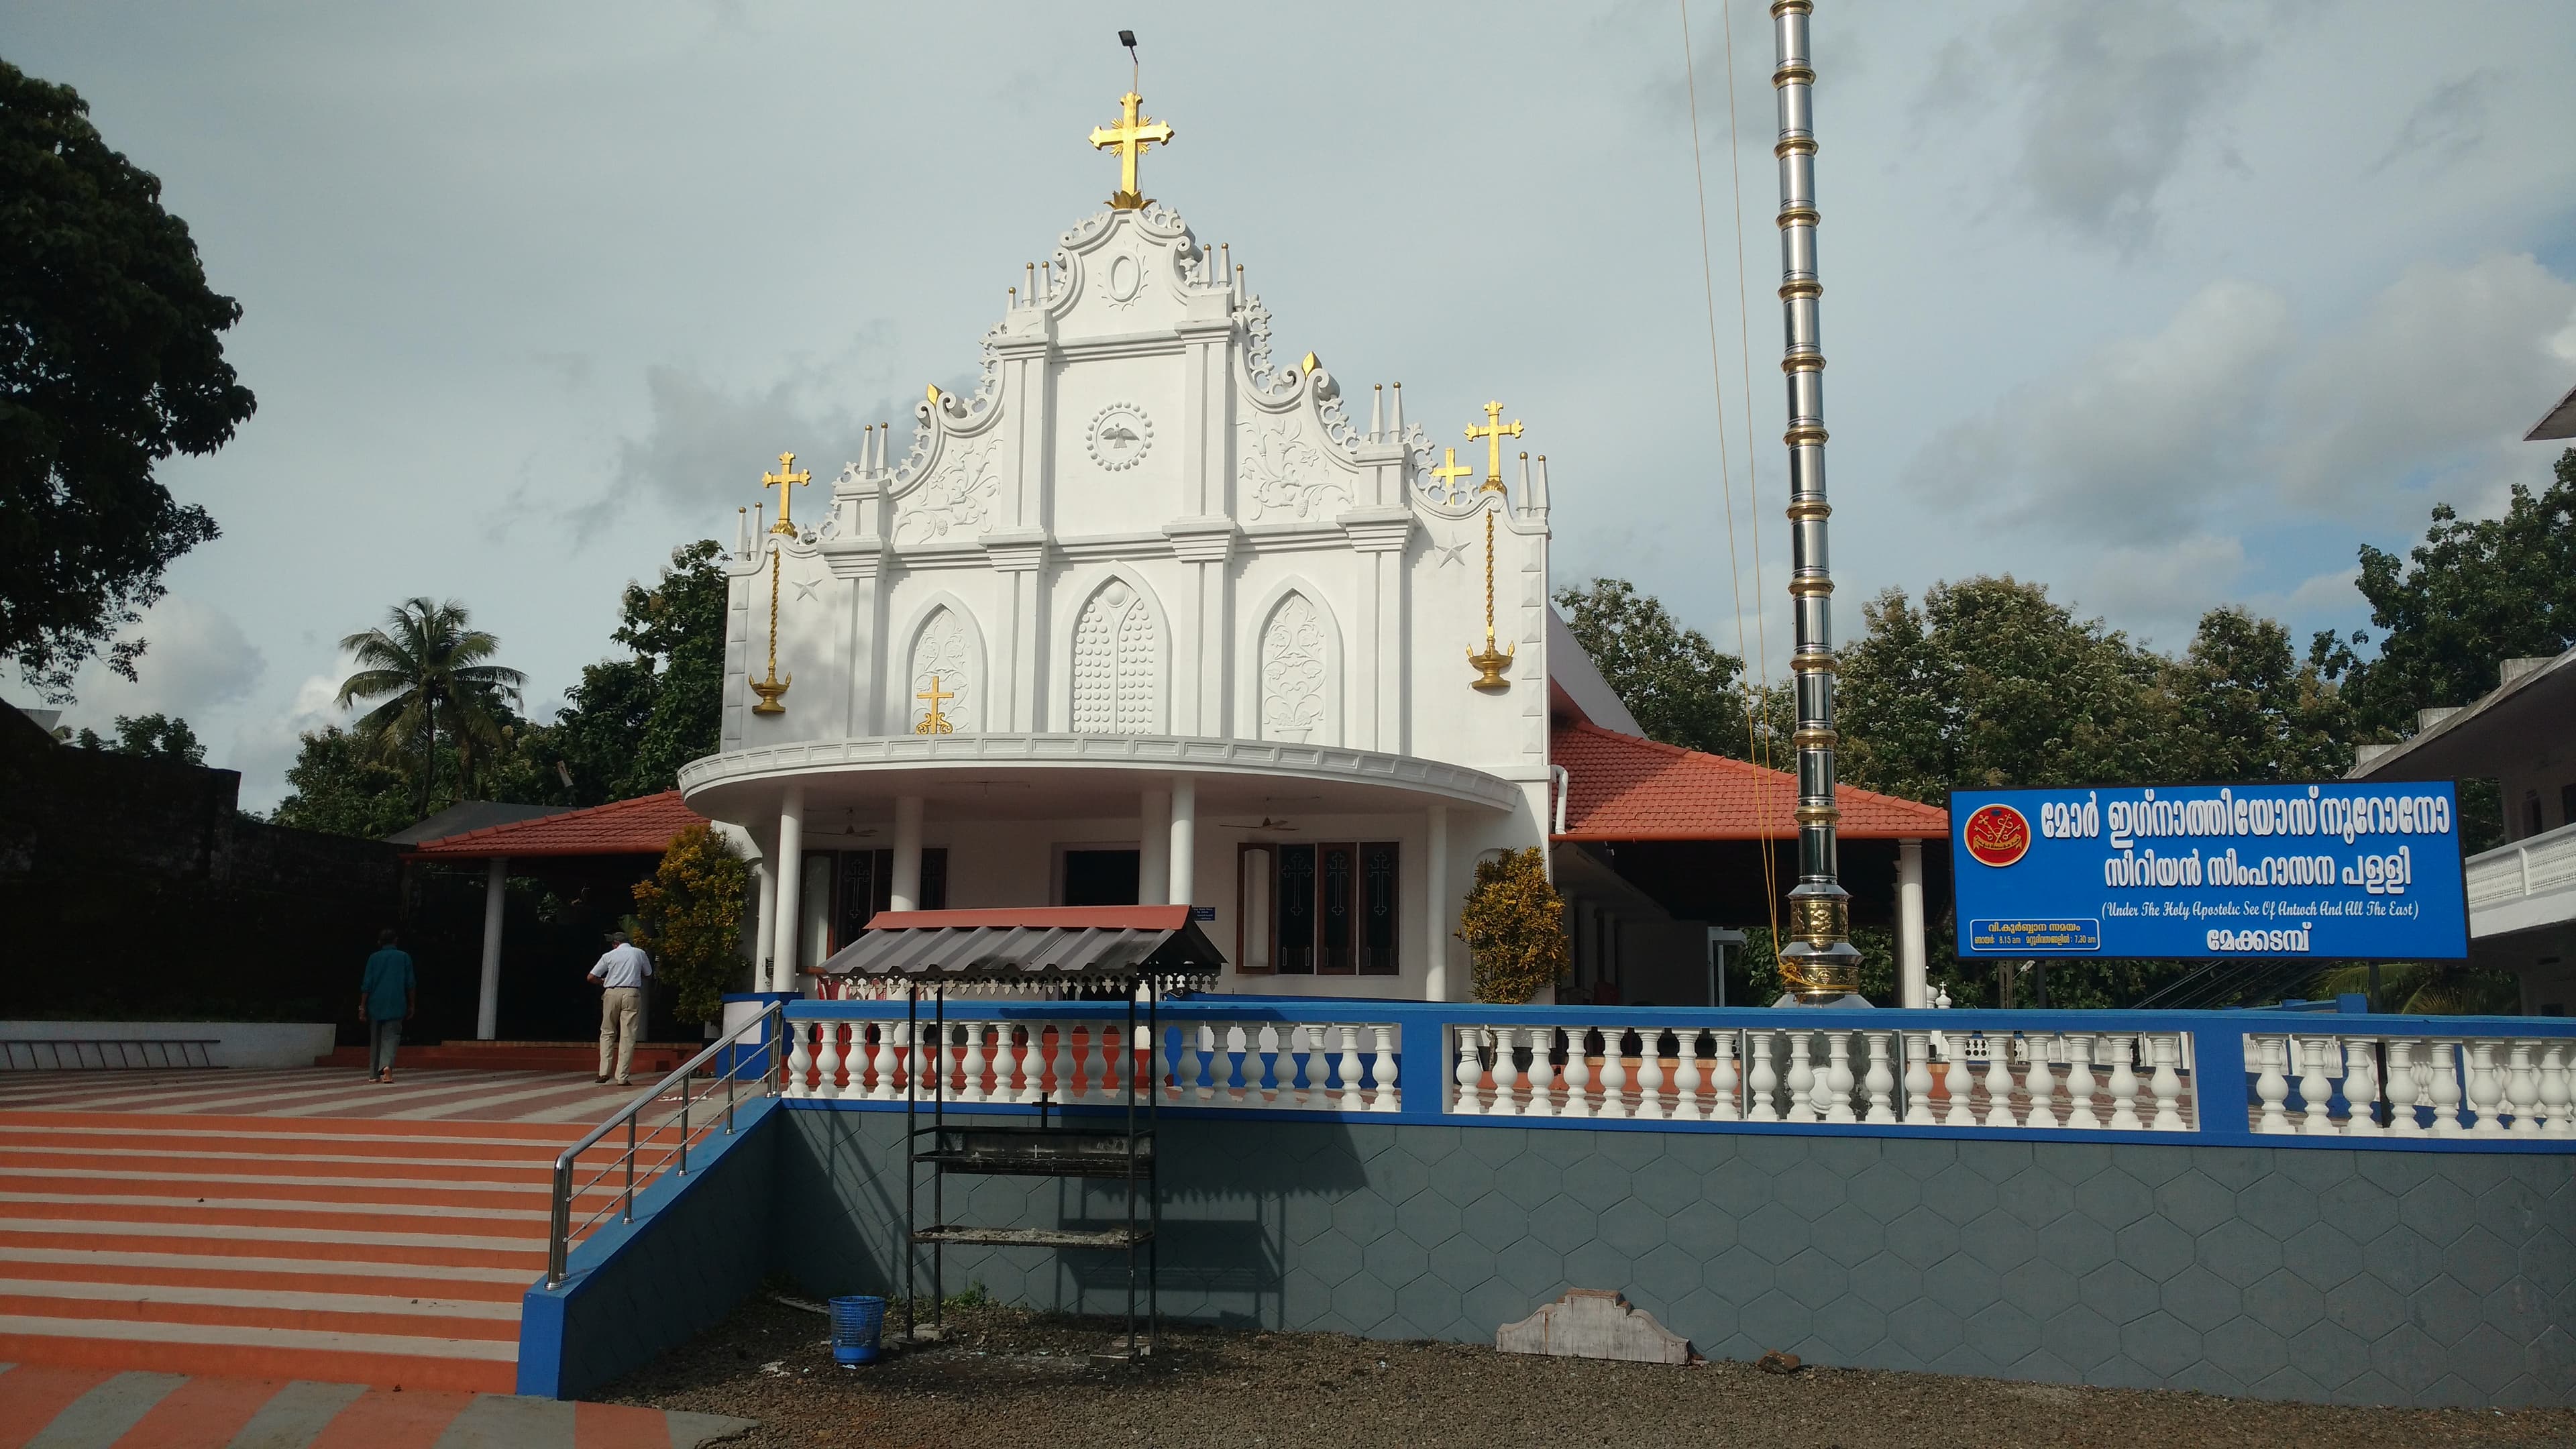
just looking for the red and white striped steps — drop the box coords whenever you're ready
[0,1110,604,1393]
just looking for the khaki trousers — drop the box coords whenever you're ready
[598,986,642,1082]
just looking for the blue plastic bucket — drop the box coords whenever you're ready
[829,1295,887,1365]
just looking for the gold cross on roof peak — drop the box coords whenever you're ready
[761,452,812,535]
[1089,90,1175,211]
[1465,400,1523,490]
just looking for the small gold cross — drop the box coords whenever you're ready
[1430,447,1474,501]
[914,675,955,735]
[761,452,812,535]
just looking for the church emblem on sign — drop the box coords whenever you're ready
[1085,401,1154,472]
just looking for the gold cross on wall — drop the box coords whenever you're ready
[1465,401,1523,490]
[1430,447,1474,501]
[761,452,812,535]
[914,675,955,735]
[1088,91,1175,210]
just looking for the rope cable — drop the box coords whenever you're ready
[1679,0,1783,969]
[1719,0,1784,969]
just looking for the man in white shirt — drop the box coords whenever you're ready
[589,930,653,1085]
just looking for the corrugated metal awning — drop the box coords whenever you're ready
[813,906,1228,982]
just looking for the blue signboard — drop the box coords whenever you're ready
[1949,783,2469,960]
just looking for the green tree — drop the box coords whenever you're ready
[535,541,729,804]
[73,711,204,764]
[270,725,420,838]
[2314,448,2576,737]
[631,822,751,1024]
[1554,578,1759,758]
[1837,576,2169,804]
[2162,607,2353,783]
[336,598,525,820]
[1456,847,1569,1004]
[1,62,256,700]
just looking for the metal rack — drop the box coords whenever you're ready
[903,979,1161,1358]
[809,906,1228,1364]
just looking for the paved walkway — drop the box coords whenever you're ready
[0,1069,682,1126]
[0,1363,753,1448]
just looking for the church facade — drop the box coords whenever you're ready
[678,113,1568,1002]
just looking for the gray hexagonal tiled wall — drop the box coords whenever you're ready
[777,1108,2576,1409]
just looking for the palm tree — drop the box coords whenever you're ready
[336,598,527,819]
[2311,961,2522,1016]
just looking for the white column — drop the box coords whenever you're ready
[1897,838,1928,1009]
[752,856,778,991]
[1424,805,1450,1001]
[476,856,506,1040]
[1169,777,1197,906]
[773,786,806,993]
[890,795,924,912]
[1138,789,1171,905]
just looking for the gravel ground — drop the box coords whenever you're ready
[606,1293,2576,1449]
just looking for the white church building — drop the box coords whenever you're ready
[653,91,1942,1007]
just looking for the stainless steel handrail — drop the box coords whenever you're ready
[544,999,785,1287]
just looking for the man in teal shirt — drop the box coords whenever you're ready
[360,928,416,1083]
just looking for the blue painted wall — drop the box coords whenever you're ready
[768,1105,2576,1408]
[518,1096,782,1399]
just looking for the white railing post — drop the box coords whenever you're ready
[2542,1043,2574,1137]
[2341,1038,2381,1136]
[1900,1031,1935,1126]
[1823,1032,1858,1124]
[2063,1036,2099,1130]
[1941,1037,1976,1128]
[1676,1030,1708,1123]
[1785,1033,1817,1124]
[1336,1025,1366,1113]
[1980,1035,2015,1129]
[1637,1029,1669,1122]
[786,1018,814,1098]
[2149,1034,2186,1132]
[1863,1031,1896,1124]
[2254,1036,2292,1134]
[2428,1040,2467,1135]
[2298,1036,2338,1136]
[2383,1038,2420,1134]
[2021,1035,2059,1130]
[1711,1030,1741,1123]
[1746,1032,1778,1123]
[1371,1024,1400,1112]
[2467,1041,2507,1134]
[2506,1042,2543,1134]
[2105,1034,2142,1131]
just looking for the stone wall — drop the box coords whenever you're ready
[770,1105,2576,1409]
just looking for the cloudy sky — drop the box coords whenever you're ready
[8,1,2575,810]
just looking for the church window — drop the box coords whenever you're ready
[1072,580,1161,733]
[1240,841,1397,976]
[909,608,976,734]
[1258,592,1328,742]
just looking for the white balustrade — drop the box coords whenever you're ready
[1711,1031,1741,1122]
[2239,1032,2576,1137]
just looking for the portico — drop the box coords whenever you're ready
[684,733,1526,1001]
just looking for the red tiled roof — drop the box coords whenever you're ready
[1550,722,1948,841]
[403,789,707,858]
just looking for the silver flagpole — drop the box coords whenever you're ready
[1771,0,1862,1002]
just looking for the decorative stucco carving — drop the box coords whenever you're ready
[1240,423,1347,522]
[894,439,1002,545]
[908,608,976,733]
[1085,402,1154,472]
[1260,592,1329,743]
[1071,580,1161,733]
